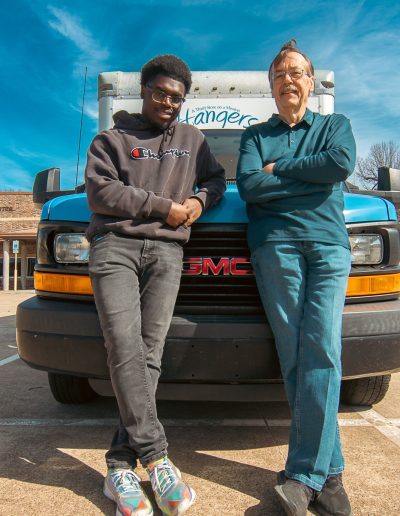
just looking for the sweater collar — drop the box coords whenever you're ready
[269,108,314,128]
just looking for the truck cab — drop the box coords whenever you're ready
[16,71,400,405]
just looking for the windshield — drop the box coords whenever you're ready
[202,129,353,188]
[202,129,243,181]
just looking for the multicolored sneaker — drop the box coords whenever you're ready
[103,468,154,516]
[147,457,196,515]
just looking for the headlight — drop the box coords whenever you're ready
[349,234,383,265]
[54,233,90,263]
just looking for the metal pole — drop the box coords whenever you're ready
[75,66,88,188]
[14,252,18,291]
[3,240,9,291]
[21,242,27,290]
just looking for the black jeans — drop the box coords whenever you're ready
[89,232,183,468]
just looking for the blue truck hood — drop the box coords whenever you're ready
[42,186,397,224]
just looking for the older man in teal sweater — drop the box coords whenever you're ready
[237,40,356,516]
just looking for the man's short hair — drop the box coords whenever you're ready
[140,54,192,94]
[268,39,314,86]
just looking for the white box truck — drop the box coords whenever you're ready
[17,71,400,405]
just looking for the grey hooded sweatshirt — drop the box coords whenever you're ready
[85,111,226,242]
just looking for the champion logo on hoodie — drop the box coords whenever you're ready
[130,147,190,160]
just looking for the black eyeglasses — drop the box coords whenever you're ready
[145,86,185,107]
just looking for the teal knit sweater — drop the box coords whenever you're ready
[236,109,356,252]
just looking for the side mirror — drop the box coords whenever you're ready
[33,168,61,207]
[378,167,400,191]
[32,168,76,207]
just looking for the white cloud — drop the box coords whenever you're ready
[171,28,223,54]
[334,30,400,119]
[242,0,321,21]
[56,157,86,190]
[0,155,36,191]
[47,6,109,76]
[314,1,365,60]
[45,7,107,130]
[304,3,400,157]
[84,102,98,120]
[182,0,229,4]
[68,100,98,120]
[10,147,52,160]
[0,150,84,191]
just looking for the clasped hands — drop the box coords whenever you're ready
[166,197,203,228]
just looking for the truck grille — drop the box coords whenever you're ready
[176,224,263,314]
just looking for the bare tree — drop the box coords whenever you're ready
[355,141,400,189]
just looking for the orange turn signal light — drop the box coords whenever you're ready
[34,272,93,295]
[34,271,400,298]
[346,273,400,297]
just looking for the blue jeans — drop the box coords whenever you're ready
[251,241,351,491]
[89,232,183,468]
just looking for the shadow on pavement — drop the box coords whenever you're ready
[0,427,114,514]
[0,416,289,515]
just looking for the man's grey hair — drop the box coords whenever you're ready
[268,39,314,86]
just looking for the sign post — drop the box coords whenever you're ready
[12,240,19,291]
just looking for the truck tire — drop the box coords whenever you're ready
[340,375,391,406]
[48,373,99,404]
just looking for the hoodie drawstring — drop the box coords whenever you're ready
[159,125,175,154]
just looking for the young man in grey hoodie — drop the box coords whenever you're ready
[85,54,226,516]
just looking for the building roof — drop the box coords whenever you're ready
[0,192,40,241]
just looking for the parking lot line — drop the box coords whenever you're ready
[0,354,19,366]
[0,418,118,426]
[356,408,400,448]
[0,416,398,429]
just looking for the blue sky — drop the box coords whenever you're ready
[1,0,399,190]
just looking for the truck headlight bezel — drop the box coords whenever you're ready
[349,234,383,265]
[54,233,90,263]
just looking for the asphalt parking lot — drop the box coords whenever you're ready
[1,291,399,515]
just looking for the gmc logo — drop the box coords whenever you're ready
[182,257,253,276]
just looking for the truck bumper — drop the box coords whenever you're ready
[16,296,400,381]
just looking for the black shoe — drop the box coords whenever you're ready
[277,471,352,516]
[311,474,352,516]
[274,475,314,516]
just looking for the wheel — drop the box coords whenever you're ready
[48,372,99,404]
[340,375,391,406]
